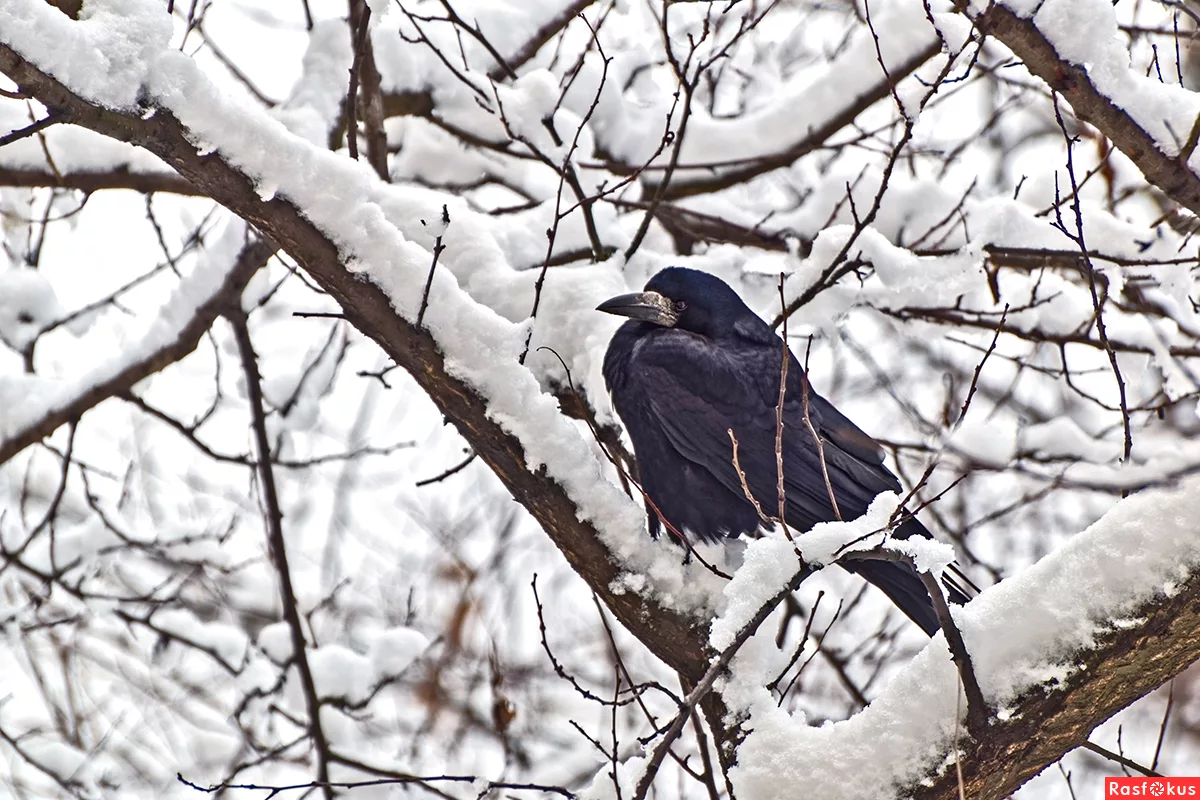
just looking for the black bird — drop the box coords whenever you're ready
[598,267,971,636]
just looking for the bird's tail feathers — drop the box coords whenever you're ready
[846,559,980,637]
[843,559,942,637]
[941,562,981,606]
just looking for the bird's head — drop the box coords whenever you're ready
[596,267,755,338]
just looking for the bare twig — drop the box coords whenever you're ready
[775,275,792,536]
[228,309,333,800]
[417,204,450,327]
[1051,94,1132,462]
[0,112,59,148]
[1080,741,1162,777]
[800,365,842,522]
[632,564,813,800]
[1151,680,1175,773]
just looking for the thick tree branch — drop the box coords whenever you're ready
[0,41,711,684]
[911,568,1200,800]
[962,1,1200,216]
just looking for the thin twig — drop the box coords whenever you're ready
[1081,740,1162,777]
[417,205,450,327]
[800,360,841,521]
[632,564,813,800]
[727,429,773,525]
[0,113,58,148]
[774,275,792,538]
[415,451,476,486]
[1152,680,1175,772]
[228,310,333,800]
[918,568,988,738]
[1051,94,1133,464]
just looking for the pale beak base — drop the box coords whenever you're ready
[596,291,678,327]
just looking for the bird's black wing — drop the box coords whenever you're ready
[632,330,896,526]
[631,329,949,634]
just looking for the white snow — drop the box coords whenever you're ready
[256,621,293,664]
[988,0,1200,160]
[368,626,429,680]
[0,0,172,110]
[0,267,66,351]
[0,218,251,441]
[722,475,1200,799]
[712,494,957,652]
[308,643,373,704]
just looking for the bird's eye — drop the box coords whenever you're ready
[675,300,688,311]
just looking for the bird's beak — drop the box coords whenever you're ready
[596,291,678,327]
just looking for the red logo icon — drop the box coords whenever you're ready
[1106,778,1200,797]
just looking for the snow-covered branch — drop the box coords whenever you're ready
[0,227,273,461]
[0,7,718,684]
[961,0,1200,216]
[716,479,1200,799]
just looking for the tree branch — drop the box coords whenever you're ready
[229,309,334,800]
[911,569,1200,800]
[0,165,196,194]
[0,234,274,464]
[0,40,711,683]
[962,1,1200,217]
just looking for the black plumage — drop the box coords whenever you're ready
[599,267,971,636]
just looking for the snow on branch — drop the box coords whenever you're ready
[0,222,273,462]
[962,0,1200,216]
[718,476,1200,800]
[0,0,722,681]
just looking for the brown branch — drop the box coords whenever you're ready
[909,568,1200,800]
[1053,99,1133,462]
[503,0,597,75]
[348,0,389,180]
[0,112,59,147]
[917,570,988,738]
[228,309,333,800]
[0,235,275,465]
[884,306,1200,359]
[635,564,814,800]
[0,41,712,684]
[961,1,1200,217]
[377,35,940,202]
[655,38,941,199]
[0,165,197,194]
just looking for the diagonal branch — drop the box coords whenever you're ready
[228,309,334,800]
[961,1,1200,217]
[656,38,941,199]
[0,235,275,464]
[0,40,711,684]
[910,568,1200,800]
